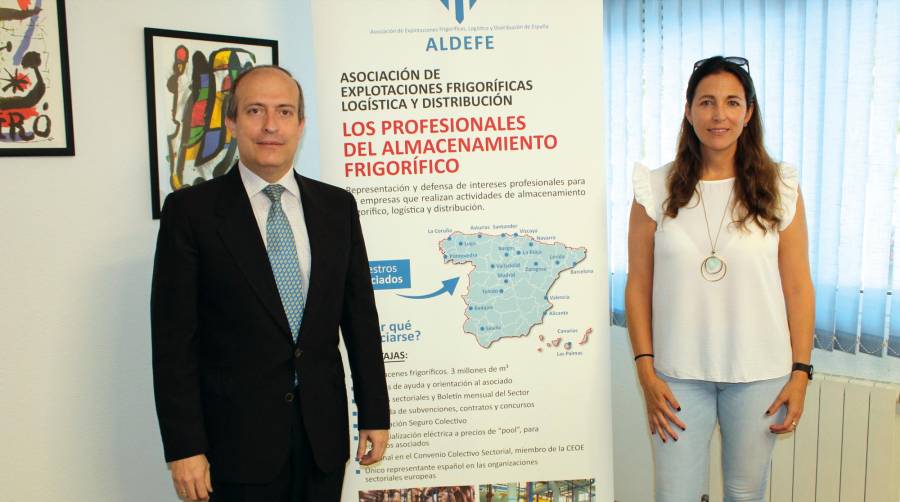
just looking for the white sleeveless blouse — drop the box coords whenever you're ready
[633,162,800,382]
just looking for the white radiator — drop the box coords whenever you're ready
[708,375,900,502]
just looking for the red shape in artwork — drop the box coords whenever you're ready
[175,46,189,63]
[17,0,30,11]
[0,107,39,121]
[191,100,207,127]
[2,70,31,93]
[14,72,31,90]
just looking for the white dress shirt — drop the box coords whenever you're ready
[238,162,312,301]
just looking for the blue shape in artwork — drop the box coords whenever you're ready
[369,259,411,290]
[13,0,42,65]
[398,277,460,300]
[439,231,587,347]
[200,129,222,158]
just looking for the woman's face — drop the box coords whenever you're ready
[685,71,753,159]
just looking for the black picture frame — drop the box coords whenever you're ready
[144,28,278,218]
[0,0,75,156]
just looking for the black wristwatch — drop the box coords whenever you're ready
[791,362,814,380]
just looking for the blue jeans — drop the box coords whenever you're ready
[652,373,789,502]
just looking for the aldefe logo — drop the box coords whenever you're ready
[439,0,478,24]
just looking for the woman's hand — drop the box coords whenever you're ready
[640,374,686,442]
[766,372,808,434]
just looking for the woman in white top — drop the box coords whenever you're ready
[626,56,815,501]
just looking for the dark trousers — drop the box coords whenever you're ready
[211,401,346,502]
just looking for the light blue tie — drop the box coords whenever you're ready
[262,184,304,343]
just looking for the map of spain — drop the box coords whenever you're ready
[439,231,587,347]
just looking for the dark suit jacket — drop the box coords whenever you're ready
[151,166,389,483]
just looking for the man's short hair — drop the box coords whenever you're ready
[225,65,305,122]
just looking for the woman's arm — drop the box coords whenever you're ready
[625,199,685,441]
[625,199,656,372]
[767,191,815,433]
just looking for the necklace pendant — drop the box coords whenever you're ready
[701,254,727,282]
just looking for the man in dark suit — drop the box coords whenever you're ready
[151,65,390,502]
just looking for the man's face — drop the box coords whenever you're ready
[225,68,304,181]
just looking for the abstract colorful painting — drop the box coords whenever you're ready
[144,28,277,218]
[0,0,74,156]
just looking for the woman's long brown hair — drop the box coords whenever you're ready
[664,56,782,232]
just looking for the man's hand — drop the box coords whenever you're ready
[168,454,212,501]
[356,429,389,465]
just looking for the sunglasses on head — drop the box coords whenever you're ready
[693,56,750,74]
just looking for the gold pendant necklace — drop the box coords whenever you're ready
[698,184,732,282]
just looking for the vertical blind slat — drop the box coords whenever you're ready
[743,0,766,112]
[701,0,723,57]
[722,0,745,64]
[781,0,804,169]
[660,0,684,162]
[763,0,785,159]
[607,0,628,325]
[832,0,871,354]
[854,1,882,355]
[812,0,852,349]
[878,0,900,358]
[644,0,663,169]
[799,0,828,347]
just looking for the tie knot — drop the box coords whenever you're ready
[262,184,286,203]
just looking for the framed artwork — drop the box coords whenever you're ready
[0,0,74,156]
[144,28,278,218]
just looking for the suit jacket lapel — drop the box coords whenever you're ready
[215,167,293,338]
[295,172,328,329]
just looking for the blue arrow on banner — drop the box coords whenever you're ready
[397,277,460,300]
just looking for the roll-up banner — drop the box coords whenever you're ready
[310,1,611,500]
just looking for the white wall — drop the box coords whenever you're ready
[610,326,655,502]
[0,1,319,500]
